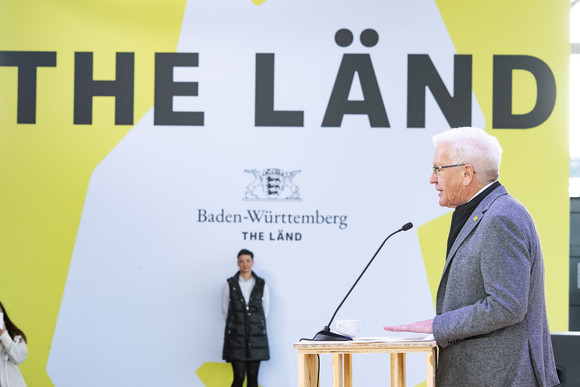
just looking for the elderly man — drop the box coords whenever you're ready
[384,127,559,386]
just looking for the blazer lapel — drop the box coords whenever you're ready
[441,185,508,275]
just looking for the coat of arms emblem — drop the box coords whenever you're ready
[244,168,301,200]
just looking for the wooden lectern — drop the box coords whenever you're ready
[294,339,437,387]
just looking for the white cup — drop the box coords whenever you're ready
[335,319,361,338]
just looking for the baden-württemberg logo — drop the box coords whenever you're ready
[195,167,349,242]
[244,168,301,201]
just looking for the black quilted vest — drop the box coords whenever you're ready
[222,272,270,361]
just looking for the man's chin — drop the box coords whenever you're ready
[438,198,455,209]
[438,193,447,207]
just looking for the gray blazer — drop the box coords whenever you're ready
[433,185,559,387]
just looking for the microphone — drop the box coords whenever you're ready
[307,222,414,341]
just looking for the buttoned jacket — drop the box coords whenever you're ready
[433,185,559,387]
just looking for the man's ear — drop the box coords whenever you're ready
[462,165,476,186]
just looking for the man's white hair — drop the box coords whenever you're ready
[432,127,502,184]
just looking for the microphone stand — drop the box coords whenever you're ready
[309,222,413,341]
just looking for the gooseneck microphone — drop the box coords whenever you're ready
[308,222,414,341]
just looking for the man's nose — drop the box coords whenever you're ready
[429,172,437,184]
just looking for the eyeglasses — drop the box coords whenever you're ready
[432,163,466,176]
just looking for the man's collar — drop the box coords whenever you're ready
[467,181,496,202]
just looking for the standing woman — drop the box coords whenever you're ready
[222,249,270,387]
[0,302,27,387]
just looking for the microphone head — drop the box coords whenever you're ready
[401,222,413,231]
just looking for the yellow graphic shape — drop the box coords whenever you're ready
[197,362,262,387]
[252,0,268,5]
[418,213,451,306]
[0,1,186,386]
[430,0,569,330]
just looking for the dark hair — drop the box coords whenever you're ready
[237,249,254,260]
[0,302,27,343]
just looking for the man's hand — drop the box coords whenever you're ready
[383,318,434,334]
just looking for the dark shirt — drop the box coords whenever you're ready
[446,181,501,257]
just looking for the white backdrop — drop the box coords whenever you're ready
[47,0,484,385]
